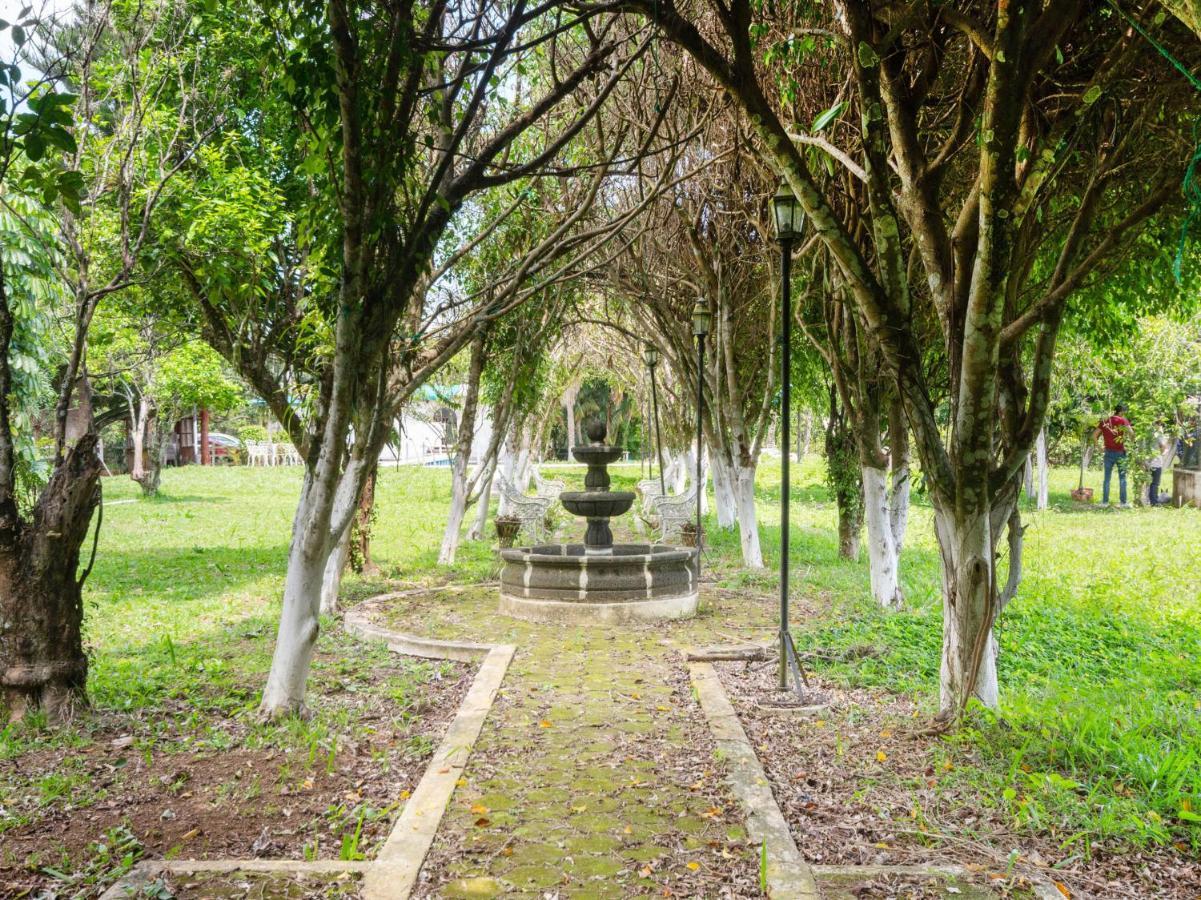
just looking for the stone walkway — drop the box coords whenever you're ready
[375,584,776,898]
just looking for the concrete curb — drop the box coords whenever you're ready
[98,860,371,898]
[688,661,820,899]
[100,595,514,900]
[342,596,515,899]
[360,642,515,899]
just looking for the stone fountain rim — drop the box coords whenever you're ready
[499,542,695,564]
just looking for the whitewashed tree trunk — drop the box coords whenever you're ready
[496,437,516,516]
[319,526,351,616]
[261,431,366,716]
[439,469,470,565]
[513,427,534,492]
[933,506,1001,712]
[861,465,902,609]
[467,460,495,541]
[710,453,736,528]
[262,475,339,714]
[889,456,910,555]
[1023,454,1035,499]
[733,462,763,567]
[1035,428,1049,510]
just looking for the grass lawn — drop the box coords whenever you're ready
[0,457,1197,891]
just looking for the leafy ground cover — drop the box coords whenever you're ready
[1,459,1197,896]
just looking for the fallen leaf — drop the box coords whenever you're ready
[1055,883,1071,898]
[470,803,489,815]
[876,750,888,762]
[538,720,552,729]
[571,804,587,813]
[400,790,411,799]
[686,861,700,871]
[656,705,669,711]
[474,817,490,827]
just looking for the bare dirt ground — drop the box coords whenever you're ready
[0,634,472,899]
[716,659,1201,900]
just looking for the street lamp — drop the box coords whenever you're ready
[643,343,667,498]
[771,178,806,693]
[691,296,711,573]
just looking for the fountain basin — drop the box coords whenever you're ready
[499,543,699,625]
[559,490,635,519]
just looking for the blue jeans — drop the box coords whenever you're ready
[1103,450,1128,504]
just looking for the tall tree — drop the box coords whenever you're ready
[162,1,662,715]
[1,2,204,719]
[621,0,1199,713]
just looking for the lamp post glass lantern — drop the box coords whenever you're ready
[643,343,667,497]
[691,298,710,570]
[772,179,807,696]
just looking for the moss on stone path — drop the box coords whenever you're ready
[378,584,776,898]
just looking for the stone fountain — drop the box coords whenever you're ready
[499,422,698,624]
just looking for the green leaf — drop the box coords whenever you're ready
[23,133,44,161]
[810,101,847,134]
[857,42,879,68]
[1082,85,1103,105]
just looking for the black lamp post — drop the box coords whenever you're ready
[691,296,711,571]
[643,343,667,498]
[771,179,805,692]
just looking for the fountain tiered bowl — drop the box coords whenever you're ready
[498,422,698,625]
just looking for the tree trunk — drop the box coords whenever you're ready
[710,452,737,528]
[1023,454,1035,499]
[320,526,351,617]
[513,426,534,493]
[0,435,103,721]
[861,465,902,608]
[129,396,159,496]
[352,467,378,576]
[439,333,486,566]
[825,399,862,561]
[260,442,365,717]
[496,436,516,516]
[137,414,172,498]
[836,494,862,560]
[888,401,910,555]
[932,505,1003,712]
[1035,428,1049,510]
[732,462,763,567]
[467,459,495,541]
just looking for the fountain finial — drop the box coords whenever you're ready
[585,419,606,445]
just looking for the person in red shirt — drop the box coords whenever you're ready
[1093,404,1133,507]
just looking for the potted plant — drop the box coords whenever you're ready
[679,521,698,547]
[495,515,521,548]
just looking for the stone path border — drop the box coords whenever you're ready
[688,659,1066,900]
[811,864,1063,899]
[688,660,820,899]
[99,595,514,900]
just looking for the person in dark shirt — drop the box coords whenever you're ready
[1093,404,1133,507]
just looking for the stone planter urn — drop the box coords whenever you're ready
[679,522,699,547]
[495,516,521,548]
